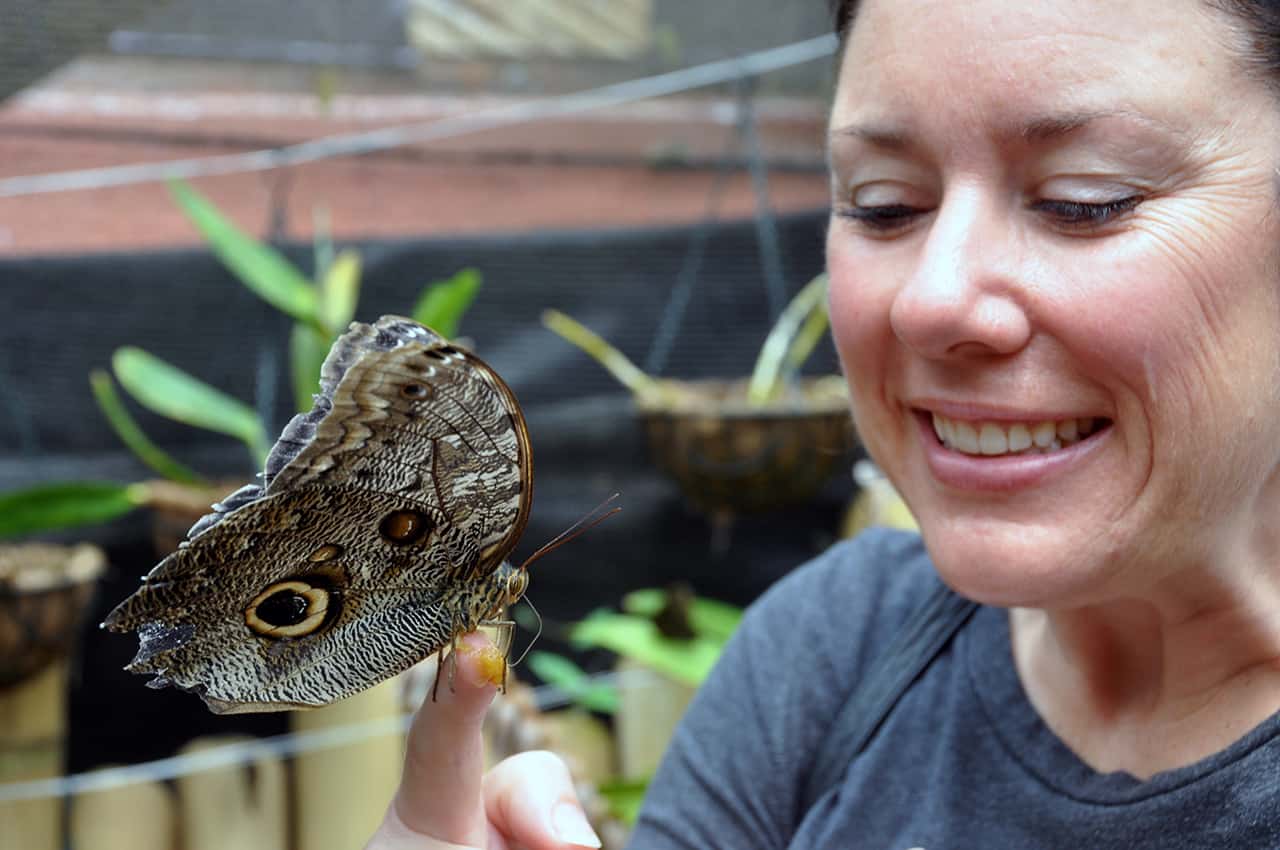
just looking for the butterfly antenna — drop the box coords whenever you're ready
[509,596,544,668]
[518,493,621,572]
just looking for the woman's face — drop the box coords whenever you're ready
[827,0,1280,606]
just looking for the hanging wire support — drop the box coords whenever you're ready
[255,341,279,441]
[738,74,789,323]
[643,83,742,376]
[0,350,39,453]
[0,34,837,198]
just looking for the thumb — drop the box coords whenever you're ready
[387,633,505,847]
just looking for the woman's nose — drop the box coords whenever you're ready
[889,192,1032,360]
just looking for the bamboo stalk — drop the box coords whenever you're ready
[612,659,695,781]
[0,661,67,850]
[292,677,404,850]
[69,768,175,850]
[176,736,287,850]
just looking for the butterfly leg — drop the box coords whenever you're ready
[429,634,462,703]
[430,647,444,702]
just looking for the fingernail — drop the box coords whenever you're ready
[551,801,602,848]
[456,639,506,688]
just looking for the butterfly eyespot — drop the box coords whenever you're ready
[308,543,343,562]
[400,382,432,400]
[379,509,432,545]
[246,580,332,638]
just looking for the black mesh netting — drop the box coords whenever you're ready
[0,208,838,471]
[1,210,866,767]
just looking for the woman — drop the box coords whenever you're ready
[368,0,1280,846]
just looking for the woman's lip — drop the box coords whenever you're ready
[911,402,1110,423]
[914,411,1113,493]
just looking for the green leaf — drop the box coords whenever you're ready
[290,323,331,414]
[528,651,587,687]
[596,776,650,825]
[747,273,829,405]
[89,370,205,485]
[411,267,482,339]
[684,598,743,644]
[527,651,619,714]
[782,299,830,377]
[569,612,724,687]
[112,347,269,467]
[0,481,147,539]
[318,249,361,335]
[620,588,666,617]
[168,179,319,325]
[620,588,743,644]
[541,309,666,401]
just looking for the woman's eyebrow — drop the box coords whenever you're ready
[1020,111,1111,142]
[828,123,914,151]
[1017,109,1183,142]
[829,108,1183,151]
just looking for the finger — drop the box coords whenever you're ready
[393,632,504,847]
[366,805,478,850]
[483,751,602,849]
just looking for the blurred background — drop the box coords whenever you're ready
[0,2,909,848]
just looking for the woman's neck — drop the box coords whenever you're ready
[1010,569,1280,779]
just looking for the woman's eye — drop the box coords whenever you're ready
[837,204,926,232]
[1032,195,1143,229]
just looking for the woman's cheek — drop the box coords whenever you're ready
[827,236,873,363]
[827,249,899,464]
[829,242,898,383]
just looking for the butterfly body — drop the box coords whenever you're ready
[104,316,532,714]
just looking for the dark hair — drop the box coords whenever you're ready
[828,0,857,40]
[1209,1,1280,88]
[829,0,1280,90]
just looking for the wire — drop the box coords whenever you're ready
[0,667,671,803]
[0,34,837,198]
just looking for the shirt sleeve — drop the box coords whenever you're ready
[627,528,936,849]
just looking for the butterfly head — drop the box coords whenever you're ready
[504,566,530,606]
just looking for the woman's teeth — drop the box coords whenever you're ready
[930,413,1103,456]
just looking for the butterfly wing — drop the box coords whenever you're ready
[103,316,532,712]
[267,316,532,578]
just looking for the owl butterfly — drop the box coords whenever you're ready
[104,315,534,714]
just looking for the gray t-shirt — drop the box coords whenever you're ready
[630,528,1280,849]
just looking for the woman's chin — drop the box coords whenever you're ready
[918,523,1117,609]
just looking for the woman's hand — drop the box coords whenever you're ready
[365,633,603,850]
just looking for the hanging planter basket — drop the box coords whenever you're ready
[636,376,855,515]
[543,273,856,518]
[0,542,107,688]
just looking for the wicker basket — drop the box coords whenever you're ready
[636,376,857,515]
[0,542,106,688]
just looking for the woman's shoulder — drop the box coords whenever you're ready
[734,527,942,685]
[754,527,939,626]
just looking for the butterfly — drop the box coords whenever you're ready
[104,316,534,714]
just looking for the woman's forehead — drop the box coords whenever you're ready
[833,0,1252,139]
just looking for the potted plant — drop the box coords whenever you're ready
[0,180,483,552]
[477,586,743,848]
[543,274,856,519]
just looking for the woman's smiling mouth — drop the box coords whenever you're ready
[911,409,1115,493]
[928,412,1111,456]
